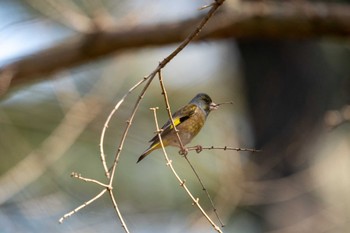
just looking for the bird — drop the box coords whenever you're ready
[137,93,218,163]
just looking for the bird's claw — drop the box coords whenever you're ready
[195,145,203,153]
[179,148,188,156]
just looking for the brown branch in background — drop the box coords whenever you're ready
[2,1,350,93]
[150,107,223,233]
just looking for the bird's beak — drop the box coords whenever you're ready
[209,102,219,111]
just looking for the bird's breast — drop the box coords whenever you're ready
[170,109,206,146]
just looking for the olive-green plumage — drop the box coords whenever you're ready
[137,93,217,163]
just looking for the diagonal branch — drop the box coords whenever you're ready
[59,189,107,223]
[150,107,223,233]
[157,70,225,226]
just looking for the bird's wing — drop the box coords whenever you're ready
[149,103,197,143]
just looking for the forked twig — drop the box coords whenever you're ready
[70,172,111,188]
[59,189,107,223]
[60,175,129,232]
[157,70,224,226]
[150,107,223,233]
[100,77,148,178]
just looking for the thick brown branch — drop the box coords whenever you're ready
[1,1,350,93]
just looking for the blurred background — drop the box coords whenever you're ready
[1,0,350,232]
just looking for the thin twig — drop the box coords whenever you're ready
[106,75,154,233]
[157,70,185,152]
[187,146,261,153]
[150,107,223,233]
[157,70,224,226]
[70,172,110,188]
[59,189,107,223]
[100,77,147,178]
[108,74,155,182]
[109,190,130,233]
[215,101,233,107]
[184,156,225,227]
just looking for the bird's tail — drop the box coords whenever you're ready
[137,143,159,163]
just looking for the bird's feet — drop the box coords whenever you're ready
[195,145,203,153]
[179,147,188,156]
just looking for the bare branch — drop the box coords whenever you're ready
[187,146,261,153]
[157,70,224,226]
[99,77,147,178]
[59,189,107,223]
[70,172,110,188]
[108,189,130,233]
[150,107,223,233]
[157,70,186,152]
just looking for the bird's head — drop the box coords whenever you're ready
[190,93,218,115]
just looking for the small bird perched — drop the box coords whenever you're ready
[137,93,218,163]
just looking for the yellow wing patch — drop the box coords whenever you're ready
[169,104,196,129]
[170,117,182,129]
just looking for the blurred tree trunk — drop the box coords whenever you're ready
[237,41,335,230]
